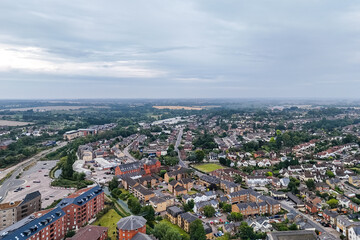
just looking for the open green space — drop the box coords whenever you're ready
[192,163,225,173]
[92,209,121,240]
[160,219,189,238]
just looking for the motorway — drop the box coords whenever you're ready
[280,200,339,240]
[0,142,67,202]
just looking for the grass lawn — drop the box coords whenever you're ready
[193,163,225,173]
[187,190,197,195]
[93,209,121,240]
[160,219,189,238]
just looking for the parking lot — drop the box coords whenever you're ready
[3,160,75,208]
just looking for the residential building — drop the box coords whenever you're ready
[117,215,146,240]
[266,230,317,240]
[67,225,108,240]
[56,185,104,231]
[0,207,66,240]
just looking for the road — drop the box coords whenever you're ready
[174,128,187,168]
[280,201,339,239]
[0,142,67,202]
[123,135,138,163]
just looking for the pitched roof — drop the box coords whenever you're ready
[132,232,154,240]
[166,206,184,217]
[57,185,103,208]
[0,207,65,240]
[179,212,198,223]
[116,215,146,231]
[20,191,41,206]
[68,225,108,240]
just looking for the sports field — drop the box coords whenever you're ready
[193,163,225,173]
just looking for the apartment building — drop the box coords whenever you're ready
[56,185,104,231]
[117,215,146,240]
[0,191,41,230]
[0,207,66,240]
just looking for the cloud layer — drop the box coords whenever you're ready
[0,0,360,98]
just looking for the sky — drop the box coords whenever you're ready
[1,0,360,99]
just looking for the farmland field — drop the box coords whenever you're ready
[153,105,220,110]
[0,120,32,126]
[192,163,225,173]
[2,105,108,112]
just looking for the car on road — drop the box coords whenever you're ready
[26,185,30,187]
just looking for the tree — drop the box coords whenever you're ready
[140,205,155,222]
[227,212,243,222]
[239,222,255,240]
[234,174,242,184]
[187,199,195,210]
[195,150,205,163]
[128,197,141,215]
[289,223,298,230]
[108,177,119,191]
[164,229,182,240]
[153,222,168,240]
[160,170,167,178]
[305,179,315,191]
[203,205,215,218]
[326,170,335,178]
[266,172,273,177]
[222,204,231,213]
[190,219,206,240]
[326,199,339,209]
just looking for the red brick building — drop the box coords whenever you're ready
[56,185,105,231]
[117,215,146,240]
[1,186,105,240]
[0,207,66,240]
[115,162,142,176]
[143,159,161,175]
[68,225,108,240]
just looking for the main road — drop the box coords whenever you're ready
[0,142,67,202]
[123,135,138,163]
[280,201,339,240]
[174,128,187,168]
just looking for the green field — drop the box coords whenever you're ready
[193,163,225,173]
[93,209,121,240]
[160,220,189,238]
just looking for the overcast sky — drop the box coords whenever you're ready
[0,0,360,99]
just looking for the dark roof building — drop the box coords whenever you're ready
[117,215,147,231]
[266,230,317,240]
[67,225,108,240]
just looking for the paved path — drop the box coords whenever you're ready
[0,142,67,202]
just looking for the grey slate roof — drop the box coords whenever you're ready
[0,208,65,240]
[20,191,41,205]
[132,232,154,240]
[118,162,142,172]
[166,206,184,217]
[180,212,198,223]
[116,215,147,230]
[200,175,220,184]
